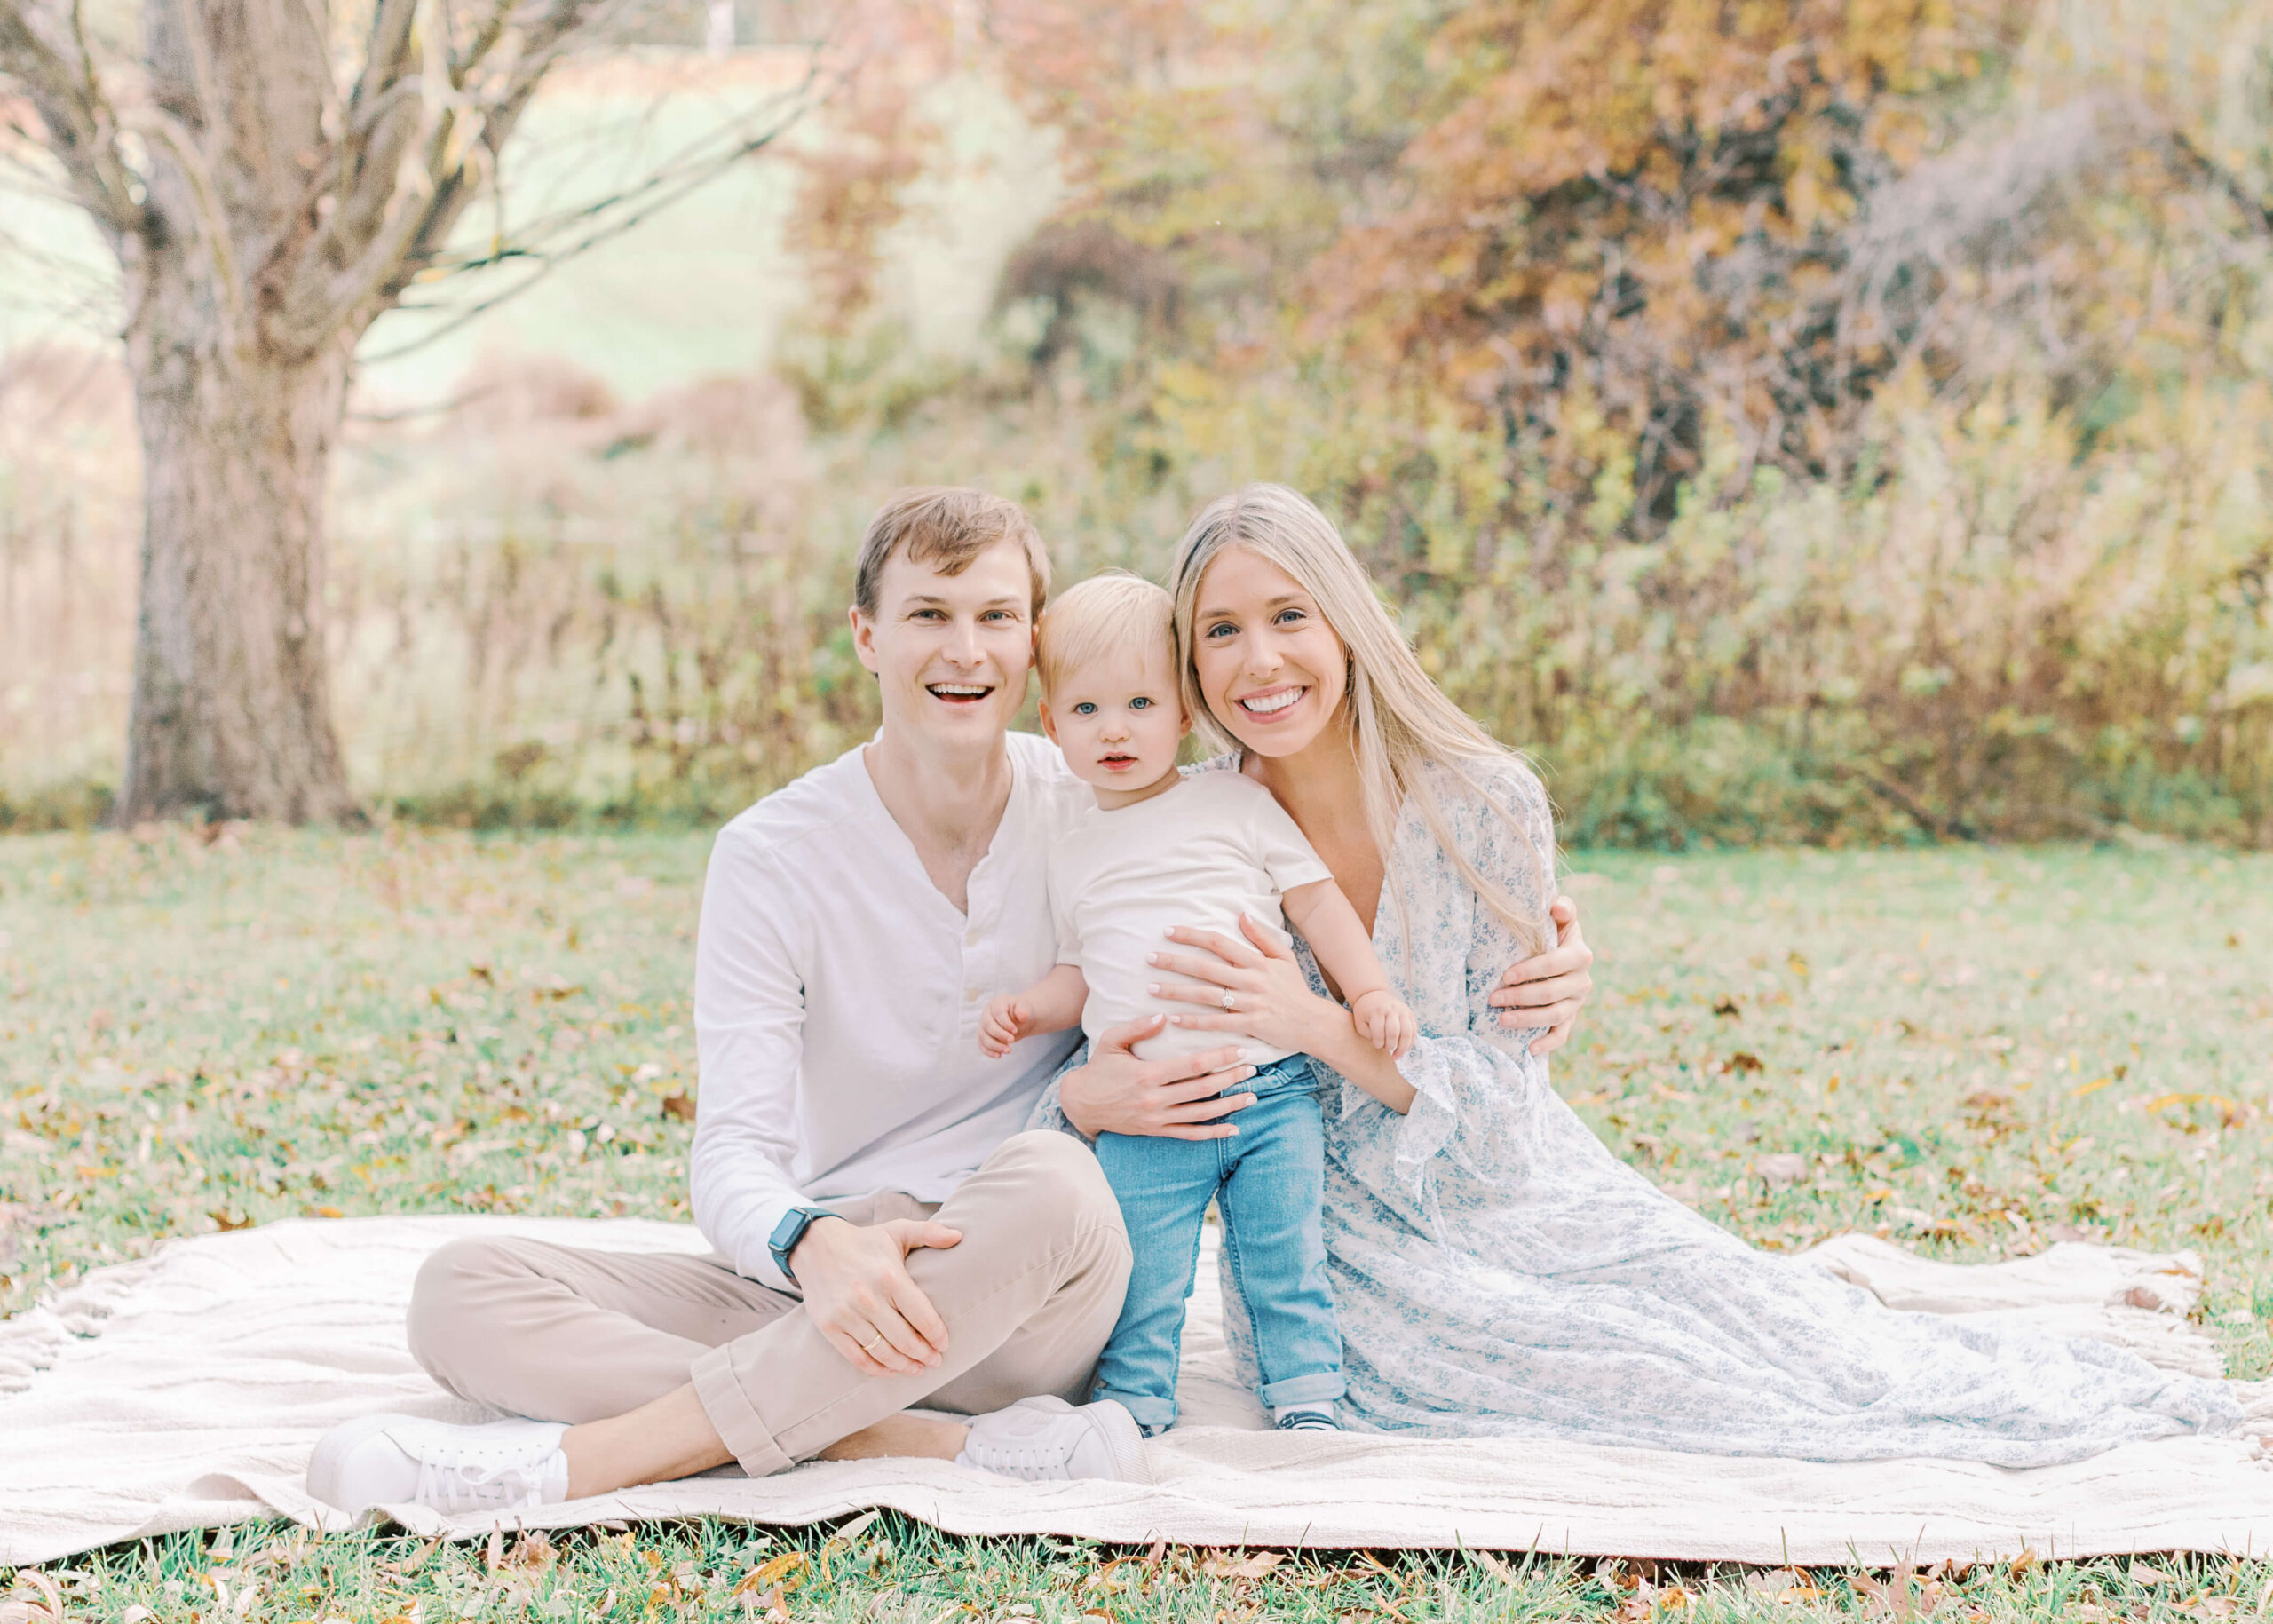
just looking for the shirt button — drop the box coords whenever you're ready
[964,929,980,946]
[966,986,983,1002]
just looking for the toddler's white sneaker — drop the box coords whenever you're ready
[955,1395,1151,1483]
[307,1413,571,1515]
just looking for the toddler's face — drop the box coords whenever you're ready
[1041,642,1187,793]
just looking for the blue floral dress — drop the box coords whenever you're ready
[1036,754,2244,1465]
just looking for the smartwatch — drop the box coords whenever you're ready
[767,1204,837,1282]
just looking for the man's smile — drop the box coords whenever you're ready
[926,681,995,706]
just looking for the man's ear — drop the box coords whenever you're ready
[849,604,880,677]
[1038,698,1058,743]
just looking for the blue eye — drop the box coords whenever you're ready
[1274,609,1305,625]
[1206,622,1235,638]
[1130,697,1152,709]
[1073,701,1096,716]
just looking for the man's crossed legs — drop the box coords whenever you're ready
[309,1132,1142,1512]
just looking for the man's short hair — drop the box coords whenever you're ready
[853,487,1050,621]
[1035,571,1175,698]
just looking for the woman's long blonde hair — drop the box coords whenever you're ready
[1168,483,1555,957]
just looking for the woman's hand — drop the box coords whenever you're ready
[1489,894,1595,1054]
[1146,912,1352,1058]
[1057,1014,1257,1140]
[1149,914,1414,1114]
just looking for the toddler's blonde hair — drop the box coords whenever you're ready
[1035,570,1175,697]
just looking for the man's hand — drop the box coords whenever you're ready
[1489,894,1595,1055]
[1057,1014,1257,1140]
[789,1216,962,1378]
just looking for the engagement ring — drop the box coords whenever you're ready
[1222,992,1236,1010]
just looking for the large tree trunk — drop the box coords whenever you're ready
[115,279,362,825]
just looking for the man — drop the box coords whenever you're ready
[307,488,1594,1515]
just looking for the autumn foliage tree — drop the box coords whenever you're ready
[826,0,2269,840]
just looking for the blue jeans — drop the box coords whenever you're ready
[1089,1056,1343,1433]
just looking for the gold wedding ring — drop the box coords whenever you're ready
[859,1334,883,1352]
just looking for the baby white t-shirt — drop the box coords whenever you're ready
[1049,769,1334,1064]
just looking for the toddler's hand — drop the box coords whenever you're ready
[979,995,1030,1058]
[1353,989,1416,1059]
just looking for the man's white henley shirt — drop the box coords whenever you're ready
[691,731,1090,1290]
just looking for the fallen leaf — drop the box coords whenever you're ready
[735,1552,807,1596]
[661,1093,696,1123]
[498,1531,558,1571]
[1467,1549,1520,1585]
[1755,1153,1806,1188]
[1200,1549,1283,1580]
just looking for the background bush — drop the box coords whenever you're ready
[4,0,2271,847]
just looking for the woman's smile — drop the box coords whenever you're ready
[1235,684,1307,720]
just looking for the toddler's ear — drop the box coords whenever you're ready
[1038,699,1059,743]
[1176,706,1192,738]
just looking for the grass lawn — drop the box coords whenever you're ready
[4,828,2271,1620]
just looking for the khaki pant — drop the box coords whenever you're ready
[406,1130,1131,1477]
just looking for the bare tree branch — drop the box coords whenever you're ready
[347,0,420,123]
[0,0,143,234]
[360,84,819,362]
[119,104,248,335]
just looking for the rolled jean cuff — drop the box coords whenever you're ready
[690,1343,794,1477]
[1258,1370,1344,1410]
[1092,1385,1177,1435]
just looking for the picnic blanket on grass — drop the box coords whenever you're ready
[3,1215,2269,1567]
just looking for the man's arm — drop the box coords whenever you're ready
[689,827,958,1379]
[688,828,817,1293]
[1487,894,1595,1053]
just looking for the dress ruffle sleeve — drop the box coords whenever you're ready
[1320,757,1563,1236]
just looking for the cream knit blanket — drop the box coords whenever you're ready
[3,1216,2268,1566]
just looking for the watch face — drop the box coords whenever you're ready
[771,1207,825,1274]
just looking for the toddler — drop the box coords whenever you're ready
[979,571,1415,1435]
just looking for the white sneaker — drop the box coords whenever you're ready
[954,1395,1151,1484]
[307,1413,571,1516]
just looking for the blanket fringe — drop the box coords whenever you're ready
[0,1253,164,1395]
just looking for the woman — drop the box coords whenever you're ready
[1050,483,2245,1464]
